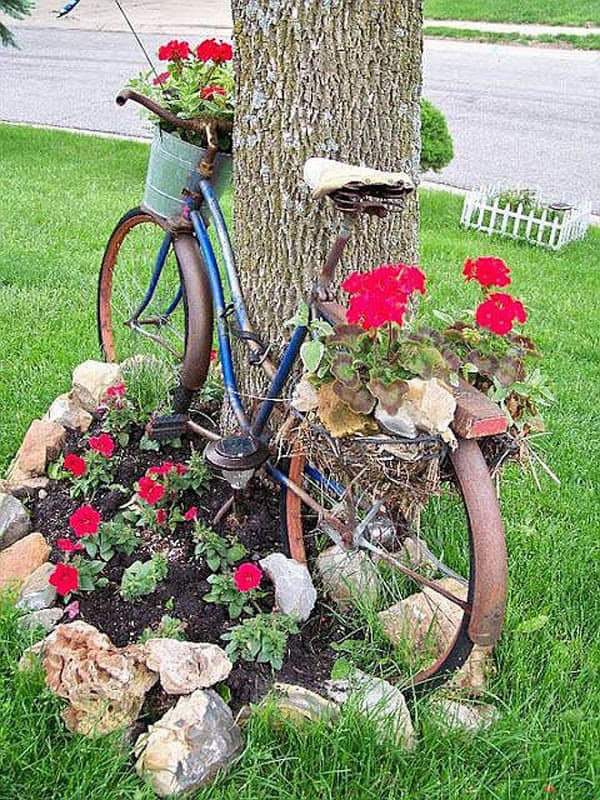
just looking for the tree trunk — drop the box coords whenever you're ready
[228,0,422,417]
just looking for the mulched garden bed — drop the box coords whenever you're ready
[30,422,347,711]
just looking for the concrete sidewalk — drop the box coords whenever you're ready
[425,18,600,37]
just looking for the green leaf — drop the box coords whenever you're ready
[330,657,352,680]
[516,614,549,634]
[300,339,325,373]
[117,431,130,447]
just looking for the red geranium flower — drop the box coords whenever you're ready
[57,538,84,553]
[49,563,79,596]
[158,40,191,61]
[69,505,101,538]
[155,509,167,526]
[137,476,165,505]
[210,349,218,362]
[106,382,126,398]
[463,256,511,288]
[397,265,426,295]
[201,84,227,100]
[342,263,425,330]
[148,461,175,476]
[174,463,188,475]
[64,453,86,478]
[184,506,198,521]
[88,433,115,458]
[196,38,232,63]
[152,71,170,86]
[233,562,263,592]
[475,292,528,336]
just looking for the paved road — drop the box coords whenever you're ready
[1,28,599,211]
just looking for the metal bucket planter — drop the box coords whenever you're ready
[143,127,232,219]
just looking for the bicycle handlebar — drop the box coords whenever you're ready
[116,89,233,135]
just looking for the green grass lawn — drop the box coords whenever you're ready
[424,0,600,26]
[1,124,600,799]
[424,25,600,50]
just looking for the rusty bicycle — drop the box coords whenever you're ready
[98,88,508,695]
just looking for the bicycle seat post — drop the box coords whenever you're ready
[311,212,357,303]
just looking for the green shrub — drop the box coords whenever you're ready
[420,98,454,173]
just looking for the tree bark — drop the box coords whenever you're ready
[229,0,422,414]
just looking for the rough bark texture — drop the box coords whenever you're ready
[229,0,422,409]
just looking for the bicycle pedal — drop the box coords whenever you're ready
[146,414,189,441]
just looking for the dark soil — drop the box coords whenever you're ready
[29,421,347,711]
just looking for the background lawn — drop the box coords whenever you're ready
[424,0,600,26]
[1,124,600,799]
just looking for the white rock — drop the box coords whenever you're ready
[325,669,416,750]
[19,607,63,633]
[144,639,232,695]
[375,403,417,438]
[430,698,500,733]
[16,562,57,611]
[44,393,93,432]
[290,378,319,412]
[316,544,378,608]
[0,492,31,551]
[403,378,457,447]
[71,360,123,412]
[135,689,243,797]
[259,552,317,622]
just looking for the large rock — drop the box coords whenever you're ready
[20,607,64,633]
[135,689,244,797]
[429,698,500,733]
[378,578,493,693]
[326,669,416,750]
[316,544,379,609]
[259,552,317,622]
[71,360,123,412]
[268,683,339,724]
[144,639,232,695]
[16,562,57,611]
[6,420,66,486]
[44,393,93,432]
[42,621,157,735]
[0,533,50,590]
[0,492,31,550]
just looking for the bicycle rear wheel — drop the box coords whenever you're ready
[97,207,213,411]
[280,438,507,696]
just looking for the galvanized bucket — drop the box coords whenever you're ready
[143,127,232,219]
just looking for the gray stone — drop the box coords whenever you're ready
[44,393,93,432]
[325,669,416,750]
[259,552,317,622]
[16,562,57,611]
[144,639,232,695]
[0,492,31,550]
[429,698,500,733]
[135,689,244,797]
[20,607,63,633]
[316,544,379,609]
[71,360,123,412]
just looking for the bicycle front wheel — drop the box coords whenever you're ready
[97,207,214,409]
[280,438,507,696]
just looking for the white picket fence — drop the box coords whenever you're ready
[461,187,592,251]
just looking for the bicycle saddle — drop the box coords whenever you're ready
[303,157,415,200]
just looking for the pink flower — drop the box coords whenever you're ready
[233,562,263,592]
[64,600,80,620]
[153,71,170,86]
[148,461,175,476]
[155,509,167,526]
[184,507,198,521]
[106,383,126,398]
[210,349,218,362]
